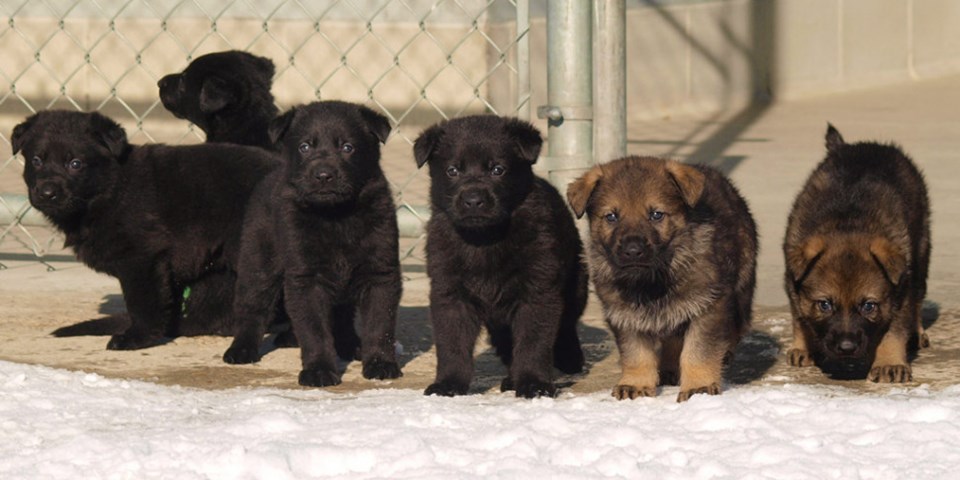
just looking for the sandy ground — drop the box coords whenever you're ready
[3,75,960,396]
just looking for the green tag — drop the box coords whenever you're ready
[181,286,192,316]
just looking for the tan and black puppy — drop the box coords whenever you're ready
[415,115,587,399]
[568,156,757,402]
[784,125,930,382]
[158,50,278,148]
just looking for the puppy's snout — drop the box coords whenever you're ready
[616,236,648,264]
[36,183,61,202]
[158,75,176,90]
[826,329,865,357]
[460,190,485,210]
[312,167,336,183]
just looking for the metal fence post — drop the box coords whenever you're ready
[593,0,627,164]
[538,0,593,196]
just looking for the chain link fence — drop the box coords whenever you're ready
[0,0,531,271]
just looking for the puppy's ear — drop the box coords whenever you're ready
[268,107,297,146]
[11,114,38,154]
[504,118,543,164]
[665,161,705,207]
[251,54,276,82]
[825,123,845,152]
[357,105,392,144]
[414,124,443,169]
[785,235,826,288]
[89,113,129,160]
[199,77,236,113]
[567,165,604,219]
[870,237,907,286]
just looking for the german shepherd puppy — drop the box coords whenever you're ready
[14,110,278,349]
[415,115,587,398]
[158,50,278,148]
[568,156,757,402]
[784,124,931,382]
[222,101,402,387]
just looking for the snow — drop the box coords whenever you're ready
[3,360,960,479]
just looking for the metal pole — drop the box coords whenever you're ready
[516,0,531,121]
[593,0,626,164]
[539,0,593,196]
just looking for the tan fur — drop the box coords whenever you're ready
[612,332,658,399]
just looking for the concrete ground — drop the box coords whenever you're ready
[2,75,958,396]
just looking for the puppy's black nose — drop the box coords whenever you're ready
[313,168,335,183]
[37,184,60,201]
[620,238,644,259]
[157,75,177,90]
[461,191,485,210]
[837,339,859,355]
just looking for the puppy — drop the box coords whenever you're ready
[415,115,587,398]
[158,50,278,148]
[784,124,931,382]
[13,110,278,348]
[568,156,757,402]
[222,101,402,387]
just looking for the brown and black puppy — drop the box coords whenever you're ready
[13,110,278,349]
[784,124,931,382]
[415,115,587,399]
[158,50,278,148]
[568,156,757,402]
[222,101,402,387]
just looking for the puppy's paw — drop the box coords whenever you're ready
[787,348,814,367]
[424,381,469,397]
[677,383,721,402]
[362,359,402,380]
[499,377,514,392]
[273,330,299,348]
[612,384,656,400]
[299,368,342,387]
[867,364,913,383]
[658,370,680,386]
[222,344,260,365]
[106,333,164,351]
[514,380,557,399]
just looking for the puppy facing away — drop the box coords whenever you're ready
[13,110,279,349]
[222,101,402,387]
[784,124,931,382]
[415,115,587,399]
[158,50,278,148]
[568,156,757,402]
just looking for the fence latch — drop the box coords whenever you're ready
[536,105,593,124]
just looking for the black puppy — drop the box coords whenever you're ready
[222,101,402,387]
[414,115,587,398]
[13,111,278,348]
[158,50,278,148]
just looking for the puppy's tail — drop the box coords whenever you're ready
[51,313,130,337]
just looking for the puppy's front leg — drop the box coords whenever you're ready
[425,291,481,397]
[356,274,403,380]
[509,300,562,398]
[107,264,171,350]
[285,276,341,387]
[222,272,281,365]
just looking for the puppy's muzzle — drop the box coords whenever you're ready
[824,329,867,358]
[34,182,63,203]
[614,235,652,267]
[455,188,495,216]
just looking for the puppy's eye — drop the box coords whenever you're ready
[860,301,878,314]
[490,165,505,176]
[817,300,833,313]
[67,159,84,171]
[341,143,354,154]
[298,142,311,153]
[650,211,665,221]
[604,212,619,224]
[31,156,42,168]
[446,166,460,177]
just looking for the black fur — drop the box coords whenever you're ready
[415,115,587,398]
[14,110,279,348]
[158,50,278,148]
[222,101,402,387]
